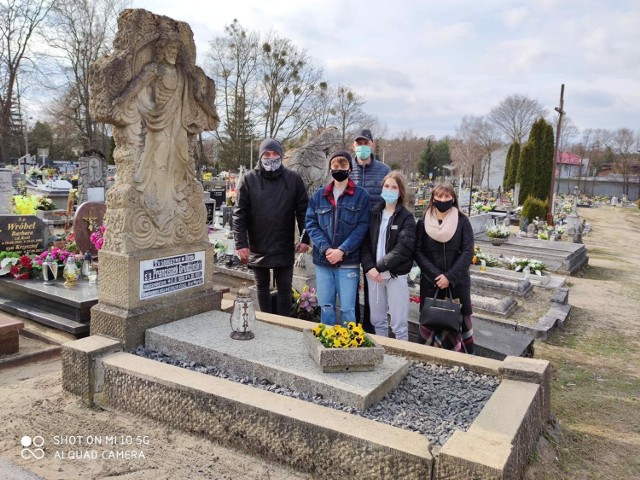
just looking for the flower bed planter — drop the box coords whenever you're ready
[490,237,507,246]
[302,329,384,373]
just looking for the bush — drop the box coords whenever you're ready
[521,196,548,222]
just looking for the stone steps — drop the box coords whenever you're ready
[0,296,89,336]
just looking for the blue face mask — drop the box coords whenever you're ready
[381,190,399,205]
[355,145,371,160]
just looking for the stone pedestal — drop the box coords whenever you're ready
[91,242,222,350]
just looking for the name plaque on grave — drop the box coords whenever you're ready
[0,215,46,254]
[209,189,226,210]
[139,251,205,300]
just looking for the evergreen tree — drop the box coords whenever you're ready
[516,142,535,204]
[503,142,513,190]
[506,141,520,191]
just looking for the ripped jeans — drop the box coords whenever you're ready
[315,265,360,326]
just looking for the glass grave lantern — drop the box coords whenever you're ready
[230,283,255,340]
[63,255,80,287]
[42,253,59,285]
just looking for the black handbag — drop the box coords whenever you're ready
[419,288,462,331]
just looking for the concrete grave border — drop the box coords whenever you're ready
[62,312,551,480]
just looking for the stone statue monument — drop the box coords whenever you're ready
[283,127,340,196]
[90,9,218,253]
[87,9,222,348]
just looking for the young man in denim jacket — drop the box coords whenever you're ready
[305,150,370,326]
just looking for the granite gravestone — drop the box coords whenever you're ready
[73,201,107,255]
[0,215,46,254]
[78,149,107,205]
[0,169,12,214]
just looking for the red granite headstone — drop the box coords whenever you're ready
[73,201,107,255]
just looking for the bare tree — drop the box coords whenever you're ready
[555,115,579,152]
[449,137,483,181]
[0,0,51,162]
[42,0,125,154]
[332,85,375,147]
[457,115,502,189]
[487,93,548,144]
[207,19,260,169]
[612,127,637,197]
[260,34,322,143]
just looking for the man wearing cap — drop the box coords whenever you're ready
[233,138,310,317]
[351,129,391,332]
[351,129,391,207]
[305,150,370,326]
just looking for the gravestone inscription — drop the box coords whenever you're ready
[0,215,46,254]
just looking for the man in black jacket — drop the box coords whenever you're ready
[233,138,310,316]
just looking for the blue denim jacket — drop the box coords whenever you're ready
[306,179,370,267]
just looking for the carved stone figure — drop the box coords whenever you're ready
[89,9,219,253]
[283,127,341,197]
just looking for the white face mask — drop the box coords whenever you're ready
[261,157,282,171]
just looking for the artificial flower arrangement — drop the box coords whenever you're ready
[507,257,546,276]
[311,322,374,349]
[36,247,75,267]
[26,166,43,178]
[12,195,38,215]
[292,285,320,322]
[35,195,55,211]
[90,223,106,251]
[485,224,511,239]
[472,245,501,267]
[0,254,35,279]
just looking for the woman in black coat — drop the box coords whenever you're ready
[414,183,474,353]
[361,171,415,340]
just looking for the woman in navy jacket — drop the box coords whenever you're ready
[306,150,370,326]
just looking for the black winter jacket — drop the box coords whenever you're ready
[361,202,416,276]
[233,165,309,268]
[414,210,474,315]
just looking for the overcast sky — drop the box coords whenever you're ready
[130,0,639,139]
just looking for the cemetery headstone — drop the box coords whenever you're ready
[0,168,12,214]
[0,215,46,254]
[78,149,107,204]
[73,201,107,255]
[513,183,521,208]
[527,223,536,238]
[209,188,226,210]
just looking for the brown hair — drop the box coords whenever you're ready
[428,183,459,211]
[381,170,408,206]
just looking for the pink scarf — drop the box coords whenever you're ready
[424,207,459,243]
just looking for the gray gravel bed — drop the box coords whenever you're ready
[131,347,499,446]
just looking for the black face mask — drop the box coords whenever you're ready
[331,169,350,182]
[433,199,454,212]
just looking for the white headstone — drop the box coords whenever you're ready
[87,187,105,202]
[0,169,12,214]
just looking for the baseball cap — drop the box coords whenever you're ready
[354,129,373,142]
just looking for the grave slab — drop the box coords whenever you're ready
[146,311,410,411]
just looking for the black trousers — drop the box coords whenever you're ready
[252,265,293,317]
